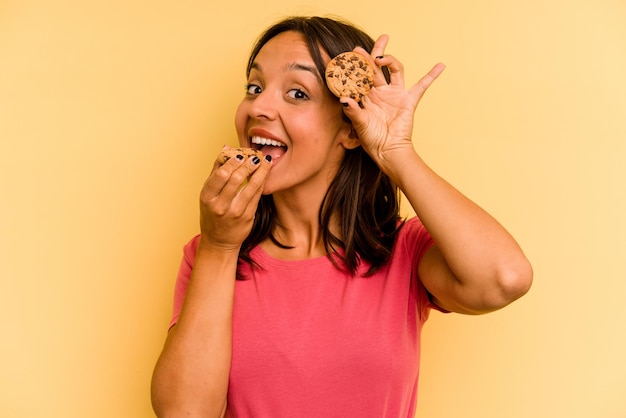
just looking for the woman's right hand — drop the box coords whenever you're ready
[198,151,272,253]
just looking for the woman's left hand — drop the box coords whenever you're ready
[341,35,445,176]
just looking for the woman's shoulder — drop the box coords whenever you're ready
[397,216,429,240]
[185,233,201,249]
[394,216,433,261]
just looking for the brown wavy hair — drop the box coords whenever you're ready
[238,16,403,277]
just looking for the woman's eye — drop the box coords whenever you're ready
[287,88,309,100]
[245,84,262,95]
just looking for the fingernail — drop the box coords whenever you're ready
[264,155,272,162]
[342,102,349,107]
[376,55,384,59]
[236,154,244,160]
[252,156,261,165]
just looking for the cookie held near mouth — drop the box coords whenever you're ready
[325,51,375,103]
[217,147,263,165]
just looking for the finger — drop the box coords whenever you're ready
[233,155,272,214]
[354,35,391,88]
[370,35,392,87]
[202,153,246,199]
[218,154,265,199]
[370,55,391,87]
[339,96,367,128]
[369,34,389,60]
[375,54,404,87]
[408,63,446,102]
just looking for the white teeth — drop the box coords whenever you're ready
[251,136,286,147]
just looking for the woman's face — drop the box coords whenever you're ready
[235,30,355,196]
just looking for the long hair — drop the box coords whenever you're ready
[238,16,403,277]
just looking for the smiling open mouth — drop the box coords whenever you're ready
[251,136,287,162]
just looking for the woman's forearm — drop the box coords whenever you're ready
[392,150,532,310]
[151,246,239,418]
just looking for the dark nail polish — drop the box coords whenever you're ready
[236,154,244,160]
[264,155,272,162]
[342,102,349,107]
[252,156,261,165]
[376,55,384,59]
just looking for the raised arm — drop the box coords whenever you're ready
[385,148,532,314]
[342,37,532,314]
[151,154,271,417]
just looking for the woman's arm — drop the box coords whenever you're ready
[389,151,532,314]
[151,247,238,418]
[343,37,532,314]
[151,154,271,417]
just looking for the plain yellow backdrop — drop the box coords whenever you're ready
[1,0,625,417]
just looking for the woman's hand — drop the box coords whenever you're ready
[341,35,445,177]
[198,151,271,253]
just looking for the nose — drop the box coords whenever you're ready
[249,89,279,120]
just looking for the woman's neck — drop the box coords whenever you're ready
[262,187,340,260]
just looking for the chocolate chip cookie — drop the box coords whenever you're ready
[325,51,374,102]
[217,147,263,165]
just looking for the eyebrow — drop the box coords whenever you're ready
[250,62,321,81]
[286,62,320,78]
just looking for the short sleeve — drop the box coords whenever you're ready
[168,235,200,330]
[400,217,448,320]
[400,217,434,267]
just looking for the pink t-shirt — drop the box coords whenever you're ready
[169,217,439,418]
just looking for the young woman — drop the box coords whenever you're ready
[151,16,533,418]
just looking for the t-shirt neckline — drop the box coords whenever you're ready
[251,245,338,269]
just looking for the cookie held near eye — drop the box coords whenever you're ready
[217,147,263,165]
[325,51,374,103]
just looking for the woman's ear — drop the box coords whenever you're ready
[340,126,361,150]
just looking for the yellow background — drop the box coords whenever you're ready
[1,0,625,417]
